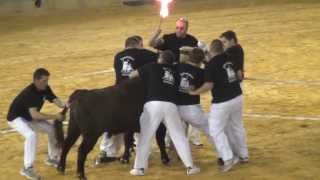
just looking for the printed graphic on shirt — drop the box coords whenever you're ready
[162,67,175,85]
[223,62,237,83]
[120,56,134,76]
[179,73,195,93]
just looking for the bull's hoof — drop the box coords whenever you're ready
[120,157,130,164]
[161,155,170,166]
[95,156,119,165]
[57,165,65,174]
[78,174,87,180]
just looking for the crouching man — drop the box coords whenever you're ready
[7,68,65,180]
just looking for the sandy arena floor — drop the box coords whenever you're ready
[0,0,320,179]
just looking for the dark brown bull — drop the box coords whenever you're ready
[55,78,168,180]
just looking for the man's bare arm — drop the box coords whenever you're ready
[149,29,164,48]
[53,98,66,108]
[29,108,64,121]
[189,82,213,95]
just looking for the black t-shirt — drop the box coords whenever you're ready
[225,44,244,71]
[176,63,204,105]
[205,53,242,103]
[114,48,158,84]
[7,84,57,121]
[138,63,178,103]
[156,33,198,63]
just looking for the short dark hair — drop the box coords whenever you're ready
[220,30,238,43]
[160,50,175,64]
[210,39,224,53]
[125,36,140,48]
[190,48,205,64]
[33,68,50,80]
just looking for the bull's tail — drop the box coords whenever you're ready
[54,106,69,149]
[53,89,87,149]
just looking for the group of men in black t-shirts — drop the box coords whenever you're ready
[128,17,248,175]
[6,17,249,179]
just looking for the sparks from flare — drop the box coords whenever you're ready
[158,0,173,18]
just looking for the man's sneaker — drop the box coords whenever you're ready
[239,157,249,163]
[186,166,200,175]
[20,166,41,180]
[221,156,239,172]
[45,158,59,168]
[130,168,145,176]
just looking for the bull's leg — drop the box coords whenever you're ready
[57,124,80,174]
[77,135,99,180]
[121,132,134,164]
[156,123,170,165]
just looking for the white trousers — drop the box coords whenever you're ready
[208,95,248,162]
[8,117,60,168]
[178,105,215,145]
[134,101,194,169]
[100,132,124,157]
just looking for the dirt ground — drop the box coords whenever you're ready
[0,0,320,179]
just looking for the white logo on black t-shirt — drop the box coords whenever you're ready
[179,73,194,93]
[162,67,175,85]
[120,56,134,76]
[223,62,237,83]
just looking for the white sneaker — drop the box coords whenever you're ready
[130,168,144,176]
[221,156,239,172]
[187,166,200,175]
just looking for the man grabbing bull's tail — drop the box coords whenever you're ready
[7,68,66,180]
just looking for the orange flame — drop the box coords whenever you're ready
[158,0,173,18]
